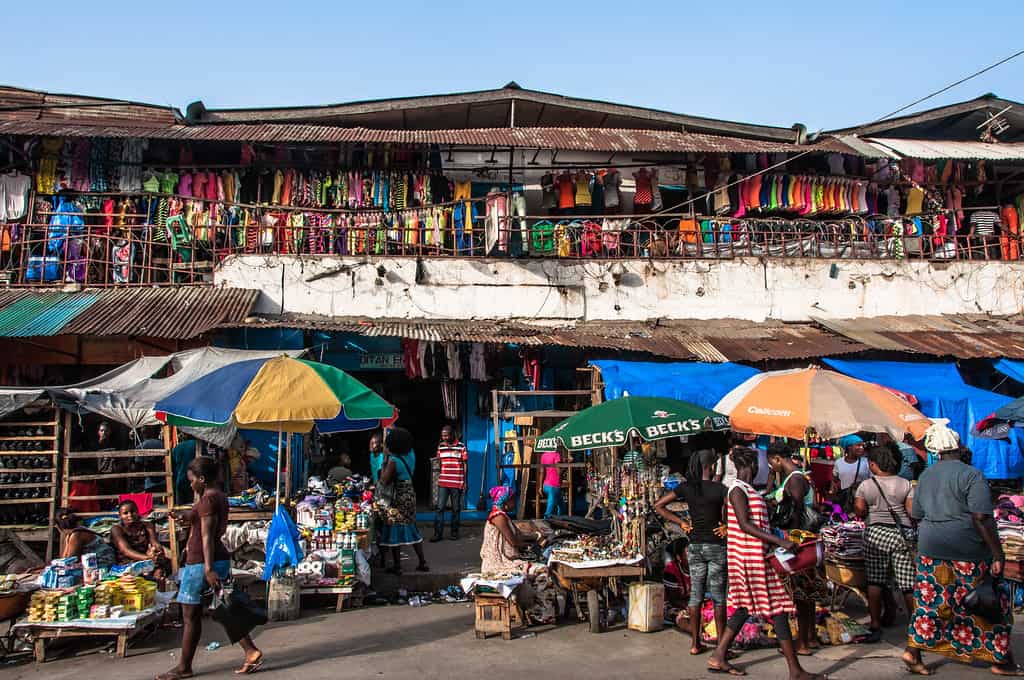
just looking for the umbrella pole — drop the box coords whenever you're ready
[275,429,283,510]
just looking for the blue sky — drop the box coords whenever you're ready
[6,0,1023,131]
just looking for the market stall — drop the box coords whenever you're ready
[529,397,729,632]
[154,355,396,615]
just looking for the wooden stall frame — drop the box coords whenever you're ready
[491,386,596,519]
[0,402,60,560]
[59,412,179,572]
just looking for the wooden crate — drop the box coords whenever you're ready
[474,592,524,640]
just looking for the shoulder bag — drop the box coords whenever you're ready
[834,457,863,514]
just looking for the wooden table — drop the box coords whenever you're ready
[550,561,645,633]
[18,607,162,663]
[299,585,354,613]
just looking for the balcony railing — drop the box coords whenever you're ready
[6,192,1017,287]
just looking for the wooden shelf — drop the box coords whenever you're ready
[0,483,58,490]
[0,451,59,456]
[0,421,58,428]
[0,468,56,474]
[66,449,168,460]
[2,527,50,542]
[0,497,52,505]
[0,436,59,441]
[67,471,161,481]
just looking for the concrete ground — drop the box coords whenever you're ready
[7,600,1023,680]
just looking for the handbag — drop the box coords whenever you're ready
[376,454,413,506]
[211,588,268,644]
[768,539,824,575]
[869,477,915,553]
[963,572,1003,623]
[834,458,863,514]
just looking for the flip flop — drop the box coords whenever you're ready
[235,657,265,675]
[415,564,430,572]
[155,671,194,680]
[707,661,746,676]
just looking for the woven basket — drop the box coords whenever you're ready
[825,562,866,589]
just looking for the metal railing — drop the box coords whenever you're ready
[4,193,1018,287]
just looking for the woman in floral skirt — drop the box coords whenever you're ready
[904,441,1022,676]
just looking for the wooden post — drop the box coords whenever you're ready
[163,424,179,573]
[284,434,292,502]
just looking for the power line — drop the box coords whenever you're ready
[874,48,1024,123]
[651,47,1024,218]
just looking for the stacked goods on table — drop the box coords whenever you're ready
[996,495,1024,564]
[292,480,374,588]
[27,553,158,622]
[549,535,627,563]
[820,521,866,567]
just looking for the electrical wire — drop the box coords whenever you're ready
[648,47,1024,219]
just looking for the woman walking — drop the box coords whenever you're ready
[377,427,429,574]
[903,440,1023,676]
[654,449,728,655]
[708,448,823,679]
[157,457,262,680]
[852,445,916,642]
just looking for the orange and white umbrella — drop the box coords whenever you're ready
[714,367,931,441]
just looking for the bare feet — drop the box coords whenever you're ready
[992,664,1024,677]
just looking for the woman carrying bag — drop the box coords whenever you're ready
[853,445,916,643]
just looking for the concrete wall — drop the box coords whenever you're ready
[217,255,1024,322]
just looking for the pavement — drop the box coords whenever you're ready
[7,599,1023,680]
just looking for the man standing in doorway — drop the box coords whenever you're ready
[431,425,467,542]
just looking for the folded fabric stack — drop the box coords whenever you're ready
[820,521,865,566]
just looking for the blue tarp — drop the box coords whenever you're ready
[994,359,1024,387]
[590,360,760,410]
[823,358,1024,480]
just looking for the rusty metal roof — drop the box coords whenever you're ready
[0,287,258,339]
[811,315,1024,359]
[222,315,867,362]
[0,119,860,155]
[0,85,181,127]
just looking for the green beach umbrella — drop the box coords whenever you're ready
[535,396,730,452]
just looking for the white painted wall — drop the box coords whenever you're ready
[216,255,1024,322]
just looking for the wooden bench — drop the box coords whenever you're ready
[474,591,525,640]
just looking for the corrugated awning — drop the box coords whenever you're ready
[862,138,1024,161]
[811,315,1024,359]
[222,315,867,363]
[0,120,862,155]
[0,287,259,339]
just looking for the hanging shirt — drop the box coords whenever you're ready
[574,172,592,207]
[905,187,924,216]
[972,210,999,236]
[603,170,622,208]
[556,173,575,209]
[633,169,653,206]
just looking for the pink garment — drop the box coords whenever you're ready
[192,172,207,199]
[205,172,218,201]
[540,451,561,488]
[177,173,193,197]
[119,493,154,517]
[486,191,508,253]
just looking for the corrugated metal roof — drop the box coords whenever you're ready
[0,85,180,126]
[0,292,99,337]
[0,120,860,155]
[0,287,258,339]
[863,138,1024,161]
[221,315,867,362]
[811,315,1024,359]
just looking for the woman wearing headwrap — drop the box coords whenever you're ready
[479,485,560,623]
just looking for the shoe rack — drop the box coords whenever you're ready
[0,402,60,560]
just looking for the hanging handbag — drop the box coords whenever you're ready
[211,588,268,644]
[834,457,863,515]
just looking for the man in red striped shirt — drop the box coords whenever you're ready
[431,425,468,542]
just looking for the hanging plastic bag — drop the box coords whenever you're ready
[262,504,304,581]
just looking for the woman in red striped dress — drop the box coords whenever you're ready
[708,448,825,679]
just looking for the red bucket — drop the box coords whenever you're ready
[768,540,823,575]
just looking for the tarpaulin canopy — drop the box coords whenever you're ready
[0,347,304,445]
[994,359,1024,386]
[590,360,760,410]
[824,358,1024,480]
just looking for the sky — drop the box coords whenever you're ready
[5,0,1024,131]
